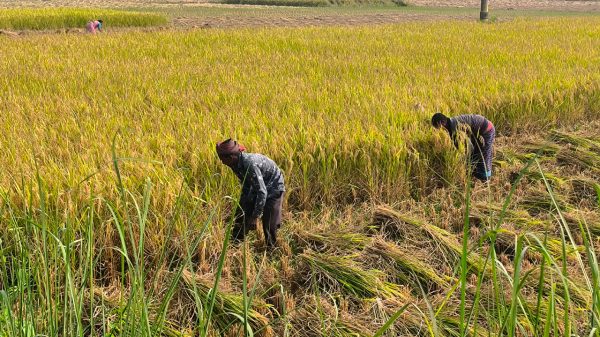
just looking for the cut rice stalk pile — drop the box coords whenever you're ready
[519,141,562,157]
[471,202,553,231]
[299,251,406,299]
[561,211,600,237]
[556,147,600,174]
[523,170,566,187]
[522,265,592,307]
[373,206,490,276]
[550,130,600,153]
[494,228,583,261]
[519,190,569,214]
[289,306,372,337]
[294,229,371,253]
[368,238,453,290]
[181,270,272,336]
[570,177,600,198]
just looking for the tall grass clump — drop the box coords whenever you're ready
[0,8,167,30]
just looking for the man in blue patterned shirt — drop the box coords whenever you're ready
[216,139,285,248]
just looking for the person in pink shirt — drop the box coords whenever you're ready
[85,19,103,33]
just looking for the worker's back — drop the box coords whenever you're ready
[233,152,285,200]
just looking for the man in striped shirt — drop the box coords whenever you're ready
[432,113,495,181]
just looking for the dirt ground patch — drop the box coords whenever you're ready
[409,0,600,10]
[171,12,471,28]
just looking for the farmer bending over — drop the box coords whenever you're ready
[216,139,285,248]
[86,19,103,33]
[431,113,495,181]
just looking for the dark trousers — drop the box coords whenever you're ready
[470,127,495,181]
[232,192,284,247]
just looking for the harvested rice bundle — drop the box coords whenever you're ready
[367,238,453,291]
[524,266,592,307]
[569,177,600,208]
[556,147,600,174]
[373,206,490,276]
[519,190,569,215]
[471,202,553,231]
[523,170,566,187]
[300,251,406,299]
[550,130,600,154]
[294,229,371,253]
[520,141,562,157]
[289,305,371,337]
[494,228,583,262]
[561,211,600,237]
[181,270,272,336]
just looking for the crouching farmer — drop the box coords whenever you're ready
[431,113,495,181]
[86,19,103,33]
[216,139,285,248]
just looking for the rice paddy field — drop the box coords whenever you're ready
[0,6,600,337]
[0,8,167,30]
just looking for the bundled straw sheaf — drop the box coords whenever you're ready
[181,270,272,336]
[373,206,490,275]
[299,251,406,299]
[368,238,453,290]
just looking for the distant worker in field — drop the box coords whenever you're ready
[431,112,495,181]
[216,139,285,248]
[86,19,103,33]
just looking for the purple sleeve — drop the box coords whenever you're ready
[454,114,488,134]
